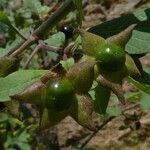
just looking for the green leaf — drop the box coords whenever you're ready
[60,57,75,71]
[88,8,150,54]
[94,84,111,115]
[127,76,150,94]
[24,0,49,16]
[0,112,9,122]
[140,94,150,111]
[0,70,48,102]
[107,105,121,117]
[125,92,143,102]
[0,11,11,26]
[126,22,150,54]
[0,28,31,57]
[0,11,22,36]
[4,130,31,150]
[0,22,8,33]
[45,32,65,47]
[72,0,83,26]
[0,36,22,57]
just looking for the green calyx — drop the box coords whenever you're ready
[0,56,20,77]
[46,78,74,111]
[78,29,106,56]
[95,43,126,72]
[70,93,97,131]
[66,60,95,94]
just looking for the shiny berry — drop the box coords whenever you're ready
[46,78,74,111]
[95,43,126,72]
[61,25,74,39]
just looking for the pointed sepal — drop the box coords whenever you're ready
[10,81,47,104]
[77,29,106,56]
[106,24,136,48]
[66,61,95,94]
[0,56,20,77]
[70,94,97,131]
[39,107,68,130]
[125,54,141,78]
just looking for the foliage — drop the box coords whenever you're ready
[89,8,150,54]
[0,0,150,149]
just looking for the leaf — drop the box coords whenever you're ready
[140,94,150,111]
[0,37,21,57]
[0,112,9,122]
[72,0,83,26]
[125,92,143,102]
[24,0,49,16]
[107,105,121,117]
[0,28,31,57]
[127,76,150,94]
[0,22,8,33]
[126,22,150,54]
[4,130,31,150]
[60,57,75,71]
[0,11,11,26]
[88,8,150,54]
[45,32,65,47]
[94,84,111,115]
[0,11,22,36]
[0,70,48,102]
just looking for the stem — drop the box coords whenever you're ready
[6,40,25,56]
[23,45,40,69]
[11,24,27,40]
[10,35,37,58]
[33,0,75,38]
[96,75,126,105]
[8,0,75,58]
[23,40,61,69]
[40,70,58,84]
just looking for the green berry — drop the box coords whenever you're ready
[46,78,74,111]
[95,43,125,72]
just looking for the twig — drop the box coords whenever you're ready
[96,75,126,105]
[10,35,37,58]
[63,42,76,60]
[23,45,40,69]
[23,40,61,69]
[45,1,62,19]
[80,116,114,148]
[33,0,74,38]
[11,25,27,41]
[8,0,75,58]
[6,40,25,56]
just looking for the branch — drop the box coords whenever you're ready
[8,0,75,58]
[23,40,61,69]
[33,0,74,38]
[10,35,37,58]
